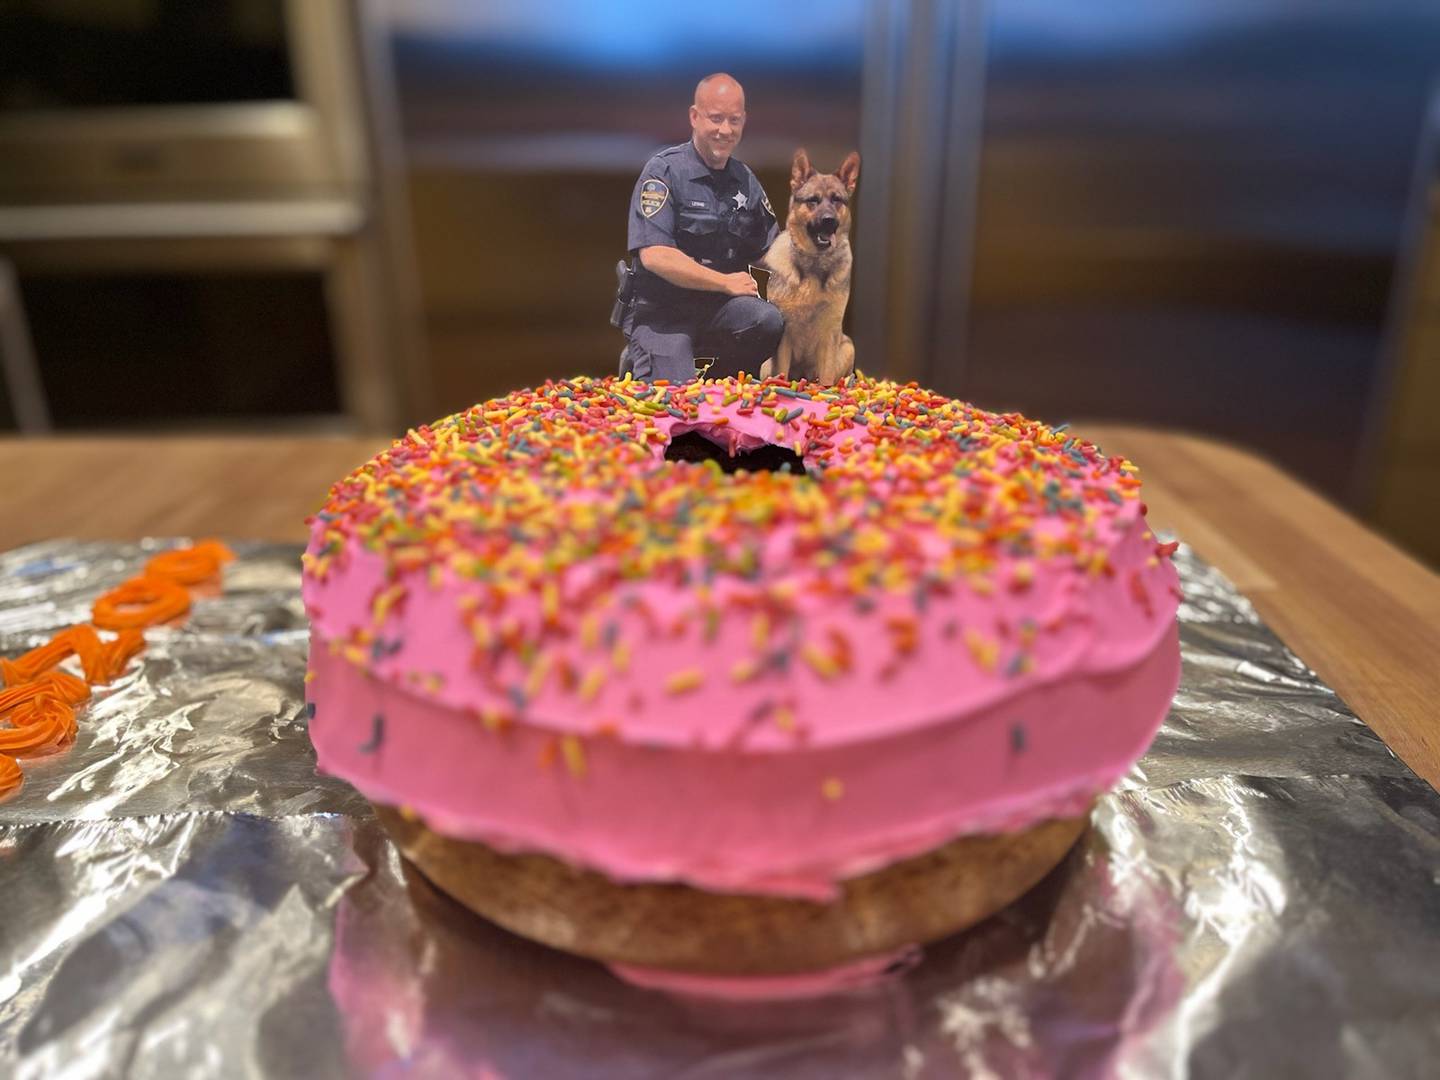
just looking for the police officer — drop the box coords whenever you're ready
[620,73,784,383]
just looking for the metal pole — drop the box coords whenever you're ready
[0,258,51,433]
[853,0,988,391]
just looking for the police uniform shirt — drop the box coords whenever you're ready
[627,140,778,303]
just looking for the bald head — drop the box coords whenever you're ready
[690,73,747,170]
[694,73,745,111]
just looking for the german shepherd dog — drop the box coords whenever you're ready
[759,148,861,384]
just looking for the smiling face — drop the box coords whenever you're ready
[788,149,861,254]
[689,74,746,169]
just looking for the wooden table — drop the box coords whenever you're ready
[2,429,1437,792]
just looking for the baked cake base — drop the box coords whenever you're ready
[372,803,1090,995]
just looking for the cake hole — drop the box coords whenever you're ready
[664,430,808,477]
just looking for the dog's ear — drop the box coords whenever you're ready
[838,151,861,193]
[790,148,815,192]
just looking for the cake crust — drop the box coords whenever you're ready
[303,374,1181,984]
[373,802,1089,976]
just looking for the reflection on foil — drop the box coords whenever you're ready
[1,540,1438,1077]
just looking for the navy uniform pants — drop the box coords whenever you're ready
[623,294,784,383]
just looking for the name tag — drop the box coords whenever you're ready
[688,200,707,208]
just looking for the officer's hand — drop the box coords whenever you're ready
[722,271,760,298]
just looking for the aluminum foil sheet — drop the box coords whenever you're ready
[2,539,1438,1078]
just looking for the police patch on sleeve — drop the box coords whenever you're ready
[760,188,774,217]
[639,178,669,219]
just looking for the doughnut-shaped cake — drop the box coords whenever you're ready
[302,373,1181,994]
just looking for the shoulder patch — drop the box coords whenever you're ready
[639,178,670,219]
[761,189,774,217]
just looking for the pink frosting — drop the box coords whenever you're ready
[307,615,1177,899]
[301,377,1183,900]
[305,514,1173,753]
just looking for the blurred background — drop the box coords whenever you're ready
[1,0,1438,566]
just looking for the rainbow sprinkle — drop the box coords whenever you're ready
[665,668,705,695]
[306,373,1160,747]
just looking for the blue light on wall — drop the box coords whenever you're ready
[387,0,865,70]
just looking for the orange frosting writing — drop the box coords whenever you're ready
[0,539,235,800]
[92,577,192,631]
[145,540,237,587]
